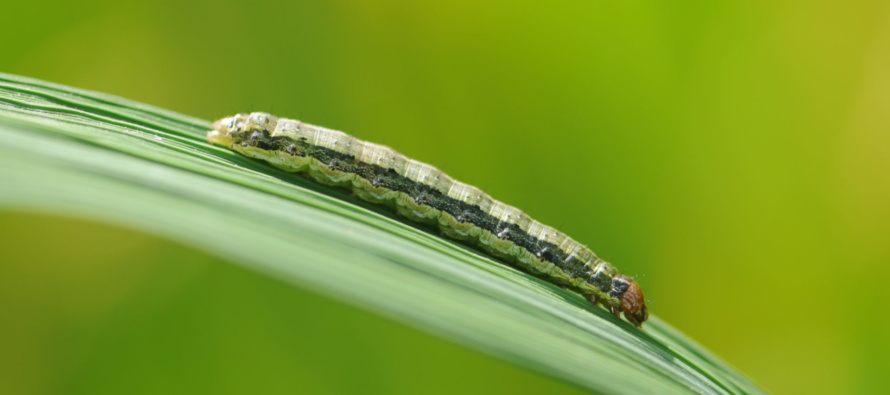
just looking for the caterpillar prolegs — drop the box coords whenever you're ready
[207,113,648,326]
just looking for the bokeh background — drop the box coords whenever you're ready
[2,1,888,394]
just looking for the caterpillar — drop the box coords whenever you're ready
[207,113,648,327]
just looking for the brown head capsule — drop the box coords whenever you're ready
[611,275,648,327]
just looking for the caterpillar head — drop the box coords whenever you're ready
[612,275,648,327]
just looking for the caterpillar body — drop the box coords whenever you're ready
[207,113,648,326]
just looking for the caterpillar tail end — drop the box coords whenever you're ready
[207,117,236,147]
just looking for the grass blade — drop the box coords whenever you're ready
[0,73,764,394]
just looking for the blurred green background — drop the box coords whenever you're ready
[2,1,888,393]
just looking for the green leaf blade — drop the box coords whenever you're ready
[0,73,765,395]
